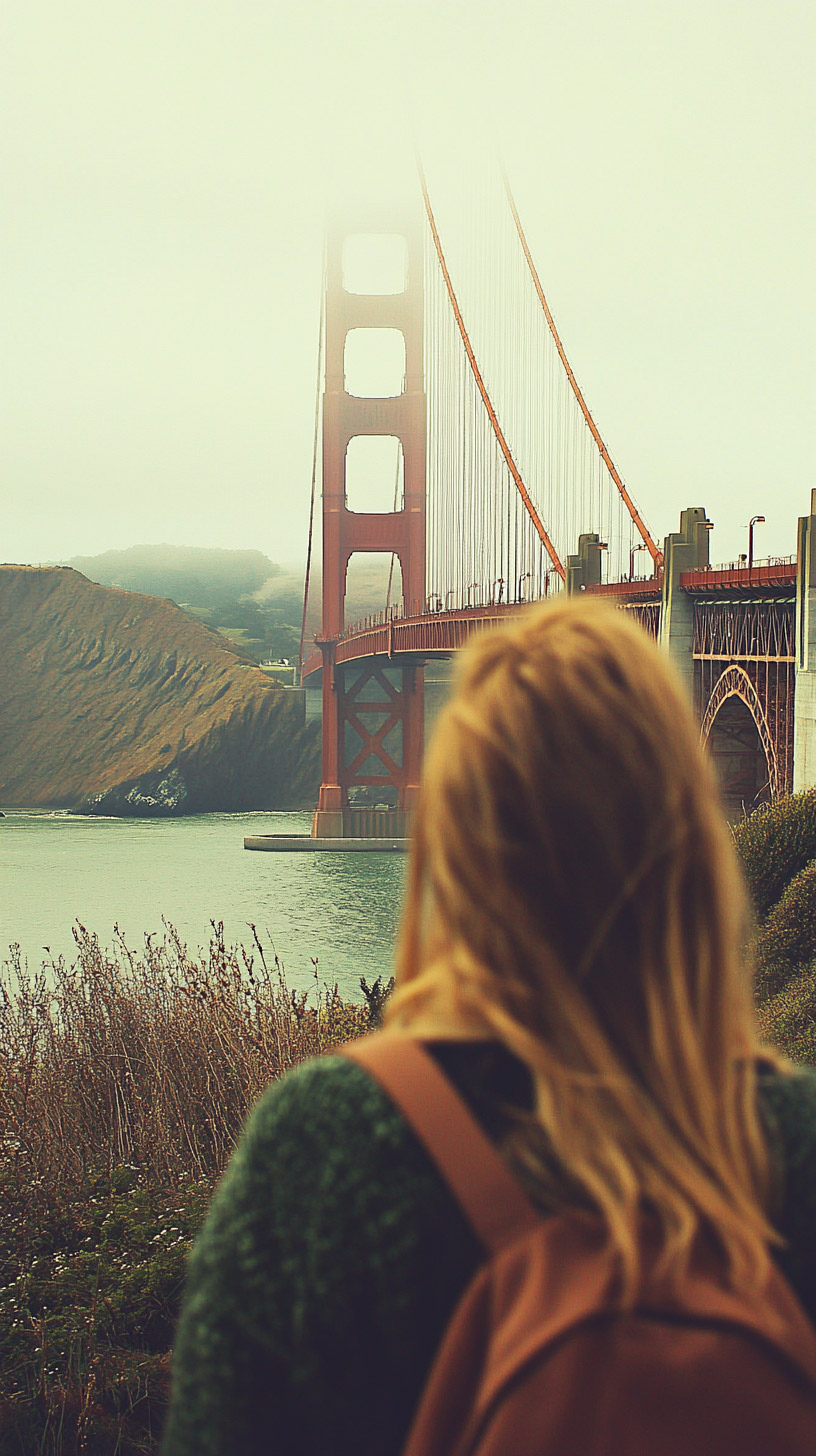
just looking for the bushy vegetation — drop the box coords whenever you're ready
[732,788,816,920]
[755,966,816,1070]
[753,861,816,998]
[0,924,373,1454]
[183,597,302,665]
[733,791,816,1066]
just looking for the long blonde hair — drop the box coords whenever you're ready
[386,597,785,1299]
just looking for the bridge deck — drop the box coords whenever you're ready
[302,561,797,680]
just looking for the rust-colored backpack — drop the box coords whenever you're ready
[342,1033,816,1456]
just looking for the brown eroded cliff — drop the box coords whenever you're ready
[0,566,320,814]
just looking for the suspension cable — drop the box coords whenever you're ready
[501,166,661,568]
[418,160,565,580]
[297,251,325,684]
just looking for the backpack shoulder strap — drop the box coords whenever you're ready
[340,1031,541,1254]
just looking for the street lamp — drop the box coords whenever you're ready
[445,588,456,610]
[517,571,532,603]
[748,515,765,572]
[467,582,481,606]
[629,542,648,581]
[491,577,505,604]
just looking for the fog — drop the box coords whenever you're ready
[3,1,814,571]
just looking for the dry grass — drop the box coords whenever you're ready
[0,923,373,1454]
[1,920,368,1195]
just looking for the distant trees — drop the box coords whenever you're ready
[65,544,281,608]
[65,545,301,663]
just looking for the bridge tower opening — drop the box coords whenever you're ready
[313,213,426,839]
[707,694,772,822]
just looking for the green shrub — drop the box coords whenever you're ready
[732,789,816,920]
[754,860,816,997]
[0,1167,208,1454]
[756,964,816,1066]
[731,794,816,1065]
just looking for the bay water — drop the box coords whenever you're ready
[1,809,405,1000]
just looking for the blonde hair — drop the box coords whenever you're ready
[387,597,785,1300]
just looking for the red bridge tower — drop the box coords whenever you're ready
[312,213,426,839]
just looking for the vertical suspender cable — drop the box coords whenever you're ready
[501,166,661,570]
[385,442,402,612]
[418,159,565,581]
[297,252,326,685]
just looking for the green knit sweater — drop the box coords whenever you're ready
[162,1045,816,1456]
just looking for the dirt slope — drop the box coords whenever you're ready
[0,566,319,813]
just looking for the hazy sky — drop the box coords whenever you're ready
[3,1,814,571]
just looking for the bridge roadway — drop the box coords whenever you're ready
[301,562,795,680]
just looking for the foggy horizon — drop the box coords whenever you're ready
[4,1,814,574]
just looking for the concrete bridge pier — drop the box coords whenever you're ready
[658,507,712,695]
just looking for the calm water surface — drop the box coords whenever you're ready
[1,810,405,998]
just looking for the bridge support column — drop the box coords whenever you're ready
[659,507,711,697]
[794,490,816,792]
[565,534,603,594]
[312,658,421,838]
[313,643,344,837]
[313,209,426,838]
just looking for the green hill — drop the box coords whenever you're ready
[0,566,319,815]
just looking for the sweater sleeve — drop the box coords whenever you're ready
[759,1064,816,1323]
[161,1054,482,1456]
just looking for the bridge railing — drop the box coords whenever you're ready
[339,596,521,640]
[308,570,665,660]
[583,577,663,600]
[338,570,664,643]
[686,555,796,575]
[340,586,544,638]
[681,556,797,591]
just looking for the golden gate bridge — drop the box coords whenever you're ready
[247,170,813,850]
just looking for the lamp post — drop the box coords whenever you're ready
[629,542,647,581]
[445,588,456,611]
[467,582,480,607]
[748,515,765,573]
[491,577,505,605]
[517,571,532,603]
